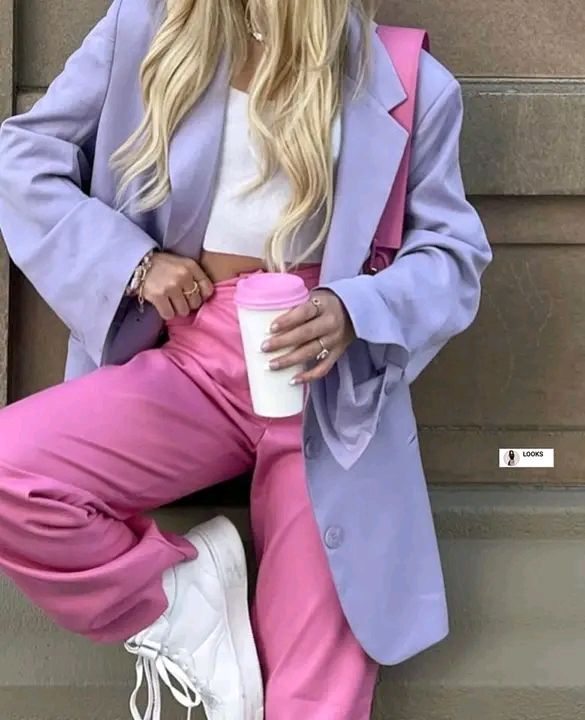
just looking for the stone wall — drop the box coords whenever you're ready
[0,0,13,406]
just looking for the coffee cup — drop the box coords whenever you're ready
[234,272,310,417]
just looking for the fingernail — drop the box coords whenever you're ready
[289,377,300,385]
[260,340,270,352]
[271,322,280,332]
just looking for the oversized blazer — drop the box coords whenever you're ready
[0,0,493,664]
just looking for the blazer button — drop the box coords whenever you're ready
[324,525,344,549]
[304,435,321,459]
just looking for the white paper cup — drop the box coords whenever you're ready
[234,273,310,418]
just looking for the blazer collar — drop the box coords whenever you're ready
[344,12,407,113]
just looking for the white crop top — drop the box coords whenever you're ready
[202,86,342,264]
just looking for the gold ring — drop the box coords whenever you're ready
[315,337,330,362]
[183,280,200,297]
[311,296,322,317]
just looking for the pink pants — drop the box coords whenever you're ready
[0,264,379,719]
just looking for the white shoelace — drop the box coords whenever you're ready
[125,639,207,720]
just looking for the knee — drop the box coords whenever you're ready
[0,395,60,492]
[0,400,38,474]
[0,439,78,538]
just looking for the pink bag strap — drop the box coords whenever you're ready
[364,26,430,273]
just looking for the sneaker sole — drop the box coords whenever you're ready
[187,515,264,720]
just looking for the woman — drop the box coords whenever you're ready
[0,0,492,718]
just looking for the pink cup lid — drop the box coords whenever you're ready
[234,272,310,310]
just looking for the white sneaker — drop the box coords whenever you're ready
[124,515,264,720]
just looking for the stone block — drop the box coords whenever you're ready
[381,0,585,77]
[18,0,585,82]
[462,82,585,195]
[412,245,584,431]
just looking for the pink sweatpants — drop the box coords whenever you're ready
[0,264,379,719]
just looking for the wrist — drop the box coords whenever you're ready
[125,248,158,308]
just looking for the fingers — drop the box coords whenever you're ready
[293,346,338,384]
[269,297,319,334]
[262,312,336,355]
[177,275,204,313]
[183,258,214,300]
[260,290,351,383]
[184,287,204,312]
[152,295,176,322]
[266,333,337,371]
[169,259,212,316]
[169,289,193,318]
[142,252,213,320]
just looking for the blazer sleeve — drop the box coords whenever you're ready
[317,75,493,388]
[0,0,158,367]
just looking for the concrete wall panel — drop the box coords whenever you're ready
[462,82,585,195]
[8,269,67,400]
[0,0,14,407]
[382,0,585,78]
[17,0,585,83]
[412,244,583,430]
[0,245,8,407]
[472,196,585,246]
[419,429,585,485]
[17,0,109,88]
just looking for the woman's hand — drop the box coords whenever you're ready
[141,252,214,321]
[260,289,357,384]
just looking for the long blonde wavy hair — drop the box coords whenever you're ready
[110,0,378,272]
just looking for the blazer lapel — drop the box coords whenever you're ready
[318,19,409,284]
[159,51,231,256]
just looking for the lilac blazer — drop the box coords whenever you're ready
[0,0,492,664]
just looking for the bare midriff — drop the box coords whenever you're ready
[198,249,317,283]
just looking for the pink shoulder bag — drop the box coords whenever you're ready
[362,26,430,275]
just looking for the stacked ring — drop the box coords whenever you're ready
[316,338,330,362]
[311,297,329,361]
[183,280,200,297]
